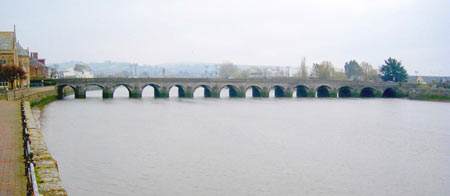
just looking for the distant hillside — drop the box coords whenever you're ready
[51,61,255,77]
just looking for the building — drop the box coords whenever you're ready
[408,76,450,84]
[0,28,31,88]
[416,76,426,84]
[249,67,263,78]
[62,64,94,78]
[29,52,49,79]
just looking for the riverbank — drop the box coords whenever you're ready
[0,101,27,195]
[408,88,450,102]
[23,101,68,196]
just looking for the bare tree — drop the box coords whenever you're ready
[333,68,347,80]
[311,61,334,80]
[231,69,250,78]
[300,57,308,78]
[360,61,378,81]
[218,62,238,78]
[294,57,308,78]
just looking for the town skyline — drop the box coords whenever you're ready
[1,0,449,76]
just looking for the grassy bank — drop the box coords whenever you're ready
[30,95,58,107]
[30,90,74,108]
[410,94,450,101]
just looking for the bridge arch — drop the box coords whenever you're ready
[382,87,397,98]
[168,84,187,98]
[84,84,104,98]
[337,86,352,98]
[360,87,376,98]
[245,85,264,98]
[193,84,213,98]
[57,84,76,99]
[316,85,332,97]
[220,84,241,98]
[111,84,132,98]
[295,85,310,97]
[142,84,161,97]
[85,83,105,89]
[271,85,286,98]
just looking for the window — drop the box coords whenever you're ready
[0,57,6,65]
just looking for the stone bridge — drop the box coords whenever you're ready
[55,78,412,99]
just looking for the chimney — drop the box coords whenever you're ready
[31,52,38,59]
[38,59,46,65]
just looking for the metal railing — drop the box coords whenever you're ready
[21,100,40,196]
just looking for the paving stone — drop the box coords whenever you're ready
[0,101,27,196]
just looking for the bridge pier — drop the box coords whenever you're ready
[179,87,193,98]
[74,87,86,99]
[329,90,337,98]
[204,88,212,98]
[259,89,270,98]
[156,87,169,98]
[375,90,382,97]
[307,89,316,97]
[352,89,359,97]
[283,89,293,98]
[234,90,246,98]
[57,87,65,99]
[210,89,220,98]
[129,88,143,98]
[102,87,114,98]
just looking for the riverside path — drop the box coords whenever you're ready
[0,101,26,196]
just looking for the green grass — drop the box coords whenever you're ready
[30,95,58,107]
[413,94,450,101]
[63,90,74,96]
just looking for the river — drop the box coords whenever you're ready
[35,87,450,196]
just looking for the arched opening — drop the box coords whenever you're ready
[220,85,239,98]
[295,85,309,98]
[85,84,103,98]
[245,86,262,98]
[382,88,396,98]
[317,86,331,97]
[269,86,285,98]
[338,86,352,98]
[193,85,212,98]
[142,84,159,98]
[57,85,75,99]
[360,87,375,98]
[113,85,131,98]
[169,85,185,98]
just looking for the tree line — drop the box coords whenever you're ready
[218,57,408,82]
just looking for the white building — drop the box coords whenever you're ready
[62,64,94,78]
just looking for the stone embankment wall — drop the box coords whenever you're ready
[0,86,56,102]
[408,88,450,100]
[24,101,68,196]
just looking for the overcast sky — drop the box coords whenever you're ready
[1,0,449,75]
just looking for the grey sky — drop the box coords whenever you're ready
[1,0,449,75]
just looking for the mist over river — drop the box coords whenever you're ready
[35,88,450,196]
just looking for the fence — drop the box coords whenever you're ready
[21,100,40,196]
